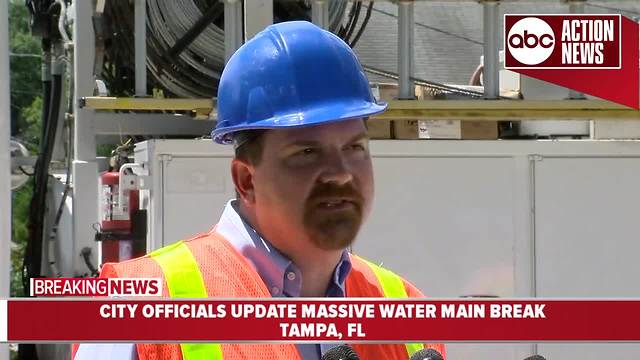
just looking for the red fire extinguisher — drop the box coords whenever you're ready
[99,170,140,263]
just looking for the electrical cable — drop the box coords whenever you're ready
[100,0,357,97]
[349,1,374,48]
[344,1,362,44]
[24,68,63,293]
[81,247,99,277]
[18,167,34,177]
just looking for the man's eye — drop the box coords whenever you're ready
[299,148,316,155]
[350,144,366,151]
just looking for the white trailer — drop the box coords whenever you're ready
[134,138,640,360]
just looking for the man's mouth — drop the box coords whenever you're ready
[314,198,358,211]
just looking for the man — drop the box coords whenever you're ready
[74,21,445,360]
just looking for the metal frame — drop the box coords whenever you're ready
[71,0,101,277]
[312,0,330,29]
[1,0,9,357]
[482,0,500,99]
[93,113,214,136]
[83,96,639,120]
[378,100,640,120]
[567,0,586,100]
[135,0,147,96]
[244,0,272,40]
[224,0,243,62]
[82,97,212,114]
[397,0,415,99]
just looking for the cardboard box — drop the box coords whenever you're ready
[461,120,499,140]
[393,120,430,139]
[367,119,392,139]
[393,120,499,140]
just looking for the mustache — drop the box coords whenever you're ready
[307,182,364,205]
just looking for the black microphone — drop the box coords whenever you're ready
[409,348,444,360]
[523,356,546,360]
[321,345,360,360]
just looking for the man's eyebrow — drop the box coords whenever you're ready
[282,140,322,149]
[282,132,369,150]
[347,132,369,143]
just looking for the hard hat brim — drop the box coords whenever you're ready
[212,100,388,145]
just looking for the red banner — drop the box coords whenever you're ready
[504,14,639,109]
[4,299,640,342]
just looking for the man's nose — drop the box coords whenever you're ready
[318,154,354,186]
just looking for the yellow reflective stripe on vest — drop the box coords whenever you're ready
[357,257,408,298]
[358,256,424,358]
[150,241,223,360]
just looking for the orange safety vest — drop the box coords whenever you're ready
[97,230,446,360]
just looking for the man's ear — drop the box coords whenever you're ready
[231,158,256,205]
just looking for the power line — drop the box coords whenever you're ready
[371,6,483,46]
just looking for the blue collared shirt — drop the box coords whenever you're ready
[216,200,353,359]
[74,200,352,360]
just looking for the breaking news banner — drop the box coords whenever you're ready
[3,299,640,342]
[30,278,162,297]
[504,14,639,109]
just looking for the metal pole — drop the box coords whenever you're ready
[0,0,10,357]
[567,0,586,100]
[72,0,100,276]
[135,0,147,96]
[224,0,243,63]
[397,0,415,99]
[482,0,500,99]
[243,0,272,41]
[312,0,329,29]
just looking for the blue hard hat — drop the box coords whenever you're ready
[212,21,387,144]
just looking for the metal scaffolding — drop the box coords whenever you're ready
[135,0,147,96]
[224,0,244,62]
[244,0,273,40]
[312,0,330,29]
[71,0,101,276]
[482,0,500,99]
[397,0,415,99]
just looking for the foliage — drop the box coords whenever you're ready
[9,0,41,136]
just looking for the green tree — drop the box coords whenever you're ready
[9,0,41,138]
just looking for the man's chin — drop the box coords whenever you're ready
[306,224,360,251]
[304,206,363,250]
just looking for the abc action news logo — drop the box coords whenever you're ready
[30,278,162,297]
[505,15,621,69]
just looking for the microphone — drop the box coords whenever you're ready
[321,345,360,360]
[409,348,444,360]
[523,356,546,360]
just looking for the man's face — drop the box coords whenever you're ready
[245,119,374,251]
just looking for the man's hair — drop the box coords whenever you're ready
[234,130,268,165]
[233,130,267,200]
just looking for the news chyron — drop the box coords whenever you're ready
[30,278,162,297]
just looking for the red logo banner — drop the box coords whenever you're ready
[6,299,640,342]
[505,14,639,109]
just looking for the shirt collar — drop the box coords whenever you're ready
[215,200,351,297]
